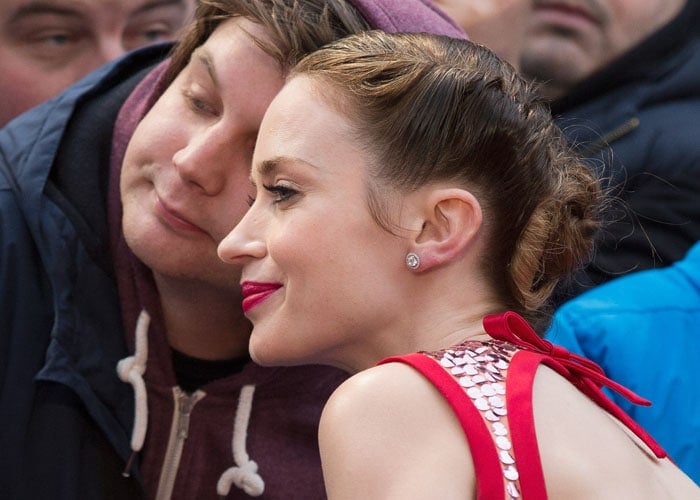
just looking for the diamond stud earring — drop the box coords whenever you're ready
[405,252,420,270]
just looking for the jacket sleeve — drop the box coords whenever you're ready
[0,131,57,496]
[544,307,587,357]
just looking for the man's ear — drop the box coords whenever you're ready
[410,188,482,271]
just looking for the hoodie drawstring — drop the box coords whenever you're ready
[217,385,265,497]
[117,309,150,477]
[116,310,264,497]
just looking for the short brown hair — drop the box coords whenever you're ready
[292,31,604,332]
[164,0,370,85]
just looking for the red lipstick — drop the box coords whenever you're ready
[241,281,282,313]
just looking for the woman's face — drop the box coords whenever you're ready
[121,17,286,292]
[218,76,413,371]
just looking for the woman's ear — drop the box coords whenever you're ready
[409,188,482,271]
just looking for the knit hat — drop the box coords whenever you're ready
[350,0,467,39]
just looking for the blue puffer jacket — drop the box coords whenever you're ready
[547,241,700,484]
[0,44,171,499]
[550,1,700,302]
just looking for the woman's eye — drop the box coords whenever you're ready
[263,184,298,204]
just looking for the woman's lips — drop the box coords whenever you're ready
[154,195,206,234]
[241,281,282,314]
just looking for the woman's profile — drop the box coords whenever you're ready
[219,31,700,498]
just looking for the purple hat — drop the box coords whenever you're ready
[349,0,467,39]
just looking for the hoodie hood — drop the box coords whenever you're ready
[350,0,466,38]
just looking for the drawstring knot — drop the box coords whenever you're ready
[217,459,264,497]
[116,310,150,476]
[217,385,265,497]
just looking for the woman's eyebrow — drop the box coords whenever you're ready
[257,156,320,178]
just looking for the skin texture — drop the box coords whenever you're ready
[433,0,531,68]
[0,0,195,127]
[121,17,286,360]
[519,0,686,99]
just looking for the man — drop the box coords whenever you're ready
[0,0,465,499]
[520,0,700,300]
[434,0,531,68]
[0,0,196,128]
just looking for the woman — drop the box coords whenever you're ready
[218,31,700,498]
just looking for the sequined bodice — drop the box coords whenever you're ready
[428,340,522,499]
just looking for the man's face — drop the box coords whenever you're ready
[434,0,532,68]
[520,0,686,99]
[0,0,195,127]
[120,17,286,293]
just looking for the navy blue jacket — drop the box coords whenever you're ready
[551,2,700,301]
[0,45,170,499]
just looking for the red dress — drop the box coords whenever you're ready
[379,311,666,499]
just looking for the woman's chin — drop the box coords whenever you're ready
[249,336,298,367]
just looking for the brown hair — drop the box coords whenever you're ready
[163,0,370,85]
[292,31,603,332]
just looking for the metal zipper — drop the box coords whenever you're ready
[155,387,205,500]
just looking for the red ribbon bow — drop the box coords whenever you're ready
[484,311,651,406]
[483,311,667,458]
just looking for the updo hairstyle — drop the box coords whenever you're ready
[291,31,603,332]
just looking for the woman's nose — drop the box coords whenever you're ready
[218,207,267,265]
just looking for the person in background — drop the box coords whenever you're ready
[547,241,700,485]
[519,0,700,301]
[434,0,531,68]
[218,30,699,498]
[0,0,465,498]
[0,0,197,128]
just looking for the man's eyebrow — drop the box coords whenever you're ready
[9,0,189,22]
[9,1,83,22]
[132,0,190,16]
[190,48,220,87]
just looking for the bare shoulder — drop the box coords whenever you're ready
[319,363,448,457]
[533,366,700,499]
[319,362,475,499]
[322,362,430,416]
